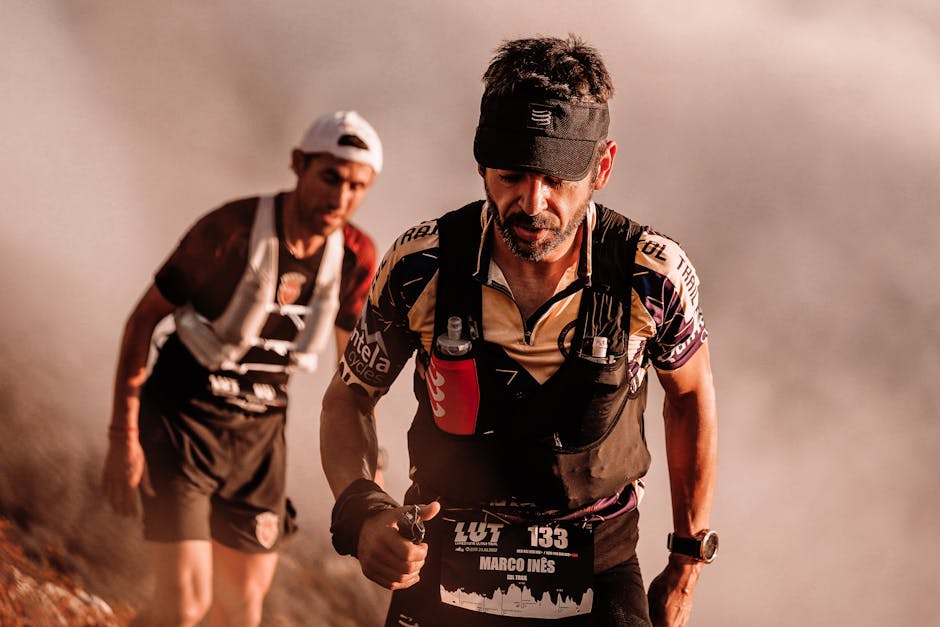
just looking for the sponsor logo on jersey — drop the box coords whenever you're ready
[391,220,438,252]
[255,511,279,549]
[278,271,307,306]
[344,324,392,386]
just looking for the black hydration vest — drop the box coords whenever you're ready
[407,201,651,511]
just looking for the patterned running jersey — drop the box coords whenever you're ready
[339,202,706,399]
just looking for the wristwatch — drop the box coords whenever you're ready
[667,530,719,563]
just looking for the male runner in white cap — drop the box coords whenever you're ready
[102,111,383,626]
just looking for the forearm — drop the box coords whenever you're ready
[662,383,717,536]
[320,373,381,497]
[110,285,174,436]
[110,319,152,433]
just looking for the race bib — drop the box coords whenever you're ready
[439,510,594,619]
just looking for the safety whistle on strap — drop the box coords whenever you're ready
[397,505,426,544]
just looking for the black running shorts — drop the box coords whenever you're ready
[138,386,296,553]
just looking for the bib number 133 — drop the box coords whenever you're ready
[528,525,569,550]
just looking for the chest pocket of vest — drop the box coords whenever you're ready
[540,280,635,450]
[547,342,629,450]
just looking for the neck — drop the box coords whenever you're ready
[491,225,583,319]
[282,191,326,259]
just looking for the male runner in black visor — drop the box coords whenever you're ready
[321,36,718,627]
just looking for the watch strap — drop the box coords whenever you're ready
[667,530,718,563]
[667,532,702,559]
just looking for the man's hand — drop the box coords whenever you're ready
[101,436,146,517]
[357,501,441,590]
[647,554,703,627]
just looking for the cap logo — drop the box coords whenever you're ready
[527,105,553,131]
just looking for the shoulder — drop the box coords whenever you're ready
[170,196,257,260]
[185,197,256,243]
[591,206,696,280]
[342,221,378,269]
[199,196,256,228]
[383,218,440,268]
[635,227,696,280]
[370,218,440,302]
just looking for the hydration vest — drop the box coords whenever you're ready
[407,201,650,510]
[174,195,343,374]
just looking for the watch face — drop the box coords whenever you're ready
[701,531,719,561]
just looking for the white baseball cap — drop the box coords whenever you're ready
[297,111,383,174]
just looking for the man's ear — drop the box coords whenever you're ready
[593,141,617,191]
[477,164,486,178]
[290,149,306,177]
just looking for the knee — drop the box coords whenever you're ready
[214,582,268,627]
[241,581,271,626]
[141,589,212,627]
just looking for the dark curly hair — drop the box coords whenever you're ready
[482,34,614,104]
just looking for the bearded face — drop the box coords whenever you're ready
[484,173,591,263]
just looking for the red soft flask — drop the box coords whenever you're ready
[426,317,480,435]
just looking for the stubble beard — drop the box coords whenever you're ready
[485,186,590,263]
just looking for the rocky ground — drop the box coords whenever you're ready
[0,511,388,626]
[0,518,133,626]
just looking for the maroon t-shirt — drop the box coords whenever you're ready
[148,193,376,415]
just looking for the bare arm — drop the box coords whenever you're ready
[102,284,175,516]
[320,372,439,589]
[647,342,718,627]
[334,328,352,366]
[111,285,176,431]
[320,371,382,497]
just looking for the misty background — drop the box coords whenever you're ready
[2,1,938,625]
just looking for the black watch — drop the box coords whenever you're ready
[667,530,719,563]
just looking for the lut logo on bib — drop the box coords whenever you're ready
[440,510,594,619]
[426,354,480,435]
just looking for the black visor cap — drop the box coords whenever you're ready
[473,95,610,181]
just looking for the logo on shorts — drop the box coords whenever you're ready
[278,271,307,306]
[255,512,280,549]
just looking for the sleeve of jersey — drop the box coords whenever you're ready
[634,230,708,371]
[335,226,378,332]
[338,220,440,399]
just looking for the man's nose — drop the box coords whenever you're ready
[519,176,549,215]
[328,183,353,209]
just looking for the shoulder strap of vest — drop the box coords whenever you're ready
[433,201,486,343]
[173,196,279,372]
[289,227,345,372]
[589,203,644,296]
[572,204,644,355]
[211,195,279,341]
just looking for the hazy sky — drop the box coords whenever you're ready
[2,2,939,625]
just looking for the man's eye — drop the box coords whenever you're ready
[498,173,521,183]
